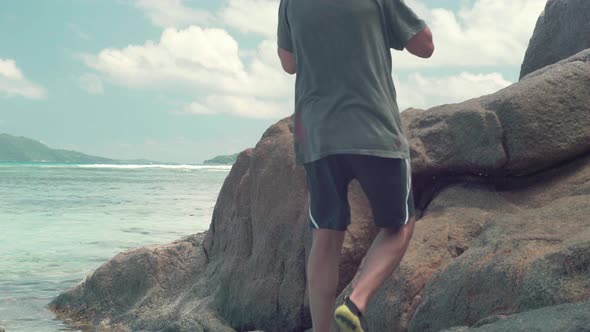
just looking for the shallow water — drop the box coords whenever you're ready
[0,163,231,331]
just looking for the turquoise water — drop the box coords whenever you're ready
[0,163,231,332]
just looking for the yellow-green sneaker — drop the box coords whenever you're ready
[334,296,368,332]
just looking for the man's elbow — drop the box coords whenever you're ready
[406,27,435,58]
[283,65,296,75]
[418,43,434,58]
[278,48,297,75]
[406,43,434,58]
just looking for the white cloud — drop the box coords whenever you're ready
[79,73,104,94]
[219,0,278,38]
[0,59,46,99]
[180,94,291,119]
[134,0,279,37]
[83,26,244,90]
[133,0,213,28]
[393,0,546,68]
[395,72,512,110]
[83,26,294,118]
[0,60,23,80]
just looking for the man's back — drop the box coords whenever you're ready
[278,0,429,165]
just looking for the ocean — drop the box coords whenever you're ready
[0,163,231,332]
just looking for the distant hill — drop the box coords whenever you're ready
[203,153,239,165]
[0,133,161,164]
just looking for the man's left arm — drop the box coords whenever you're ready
[277,0,296,74]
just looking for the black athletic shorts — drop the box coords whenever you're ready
[303,154,415,231]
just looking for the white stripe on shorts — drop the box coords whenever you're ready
[403,158,412,225]
[309,207,319,228]
[308,194,319,228]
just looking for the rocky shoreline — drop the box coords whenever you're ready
[48,1,590,331]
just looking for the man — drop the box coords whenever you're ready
[277,0,434,331]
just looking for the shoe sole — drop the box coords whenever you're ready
[334,306,363,332]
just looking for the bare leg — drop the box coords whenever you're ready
[307,228,346,332]
[349,217,416,314]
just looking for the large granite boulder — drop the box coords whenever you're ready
[404,49,590,209]
[520,0,590,79]
[441,301,590,332]
[49,233,236,331]
[407,153,590,331]
[522,48,590,80]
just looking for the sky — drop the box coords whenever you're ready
[0,0,547,164]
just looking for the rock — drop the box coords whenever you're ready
[480,52,590,175]
[520,0,590,79]
[440,301,590,332]
[402,101,506,176]
[202,119,311,331]
[406,153,590,332]
[522,48,590,80]
[49,233,235,332]
[403,49,590,209]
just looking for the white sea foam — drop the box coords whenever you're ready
[0,163,233,170]
[75,164,232,170]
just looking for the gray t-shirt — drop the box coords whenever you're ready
[277,0,426,165]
